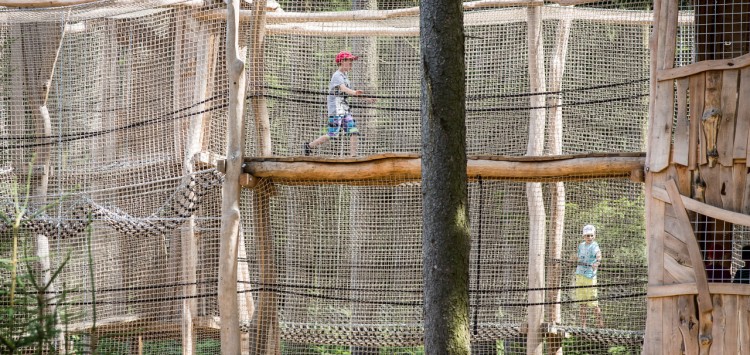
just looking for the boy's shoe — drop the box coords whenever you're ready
[303,142,312,156]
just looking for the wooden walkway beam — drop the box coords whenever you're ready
[237,152,645,184]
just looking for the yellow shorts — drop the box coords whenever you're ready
[575,274,599,307]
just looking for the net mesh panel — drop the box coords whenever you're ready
[260,4,652,158]
[244,177,646,353]
[0,1,228,353]
[0,0,673,354]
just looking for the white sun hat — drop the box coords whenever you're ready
[582,224,596,236]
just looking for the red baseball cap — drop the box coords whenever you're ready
[335,51,359,63]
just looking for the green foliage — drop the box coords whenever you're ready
[0,171,72,354]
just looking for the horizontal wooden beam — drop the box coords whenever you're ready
[0,0,96,7]
[652,185,750,226]
[657,52,750,81]
[200,0,543,24]
[198,6,683,34]
[241,152,645,183]
[0,0,201,8]
[648,282,750,298]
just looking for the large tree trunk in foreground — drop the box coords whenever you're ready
[420,0,469,353]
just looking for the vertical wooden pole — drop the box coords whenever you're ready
[175,12,219,354]
[545,17,570,355]
[248,0,271,157]
[243,1,278,354]
[219,0,247,352]
[526,4,547,355]
[351,1,379,354]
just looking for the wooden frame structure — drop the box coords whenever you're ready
[0,0,671,354]
[645,0,750,353]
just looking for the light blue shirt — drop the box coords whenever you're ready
[576,241,601,279]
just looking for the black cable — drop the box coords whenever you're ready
[263,78,648,100]
[473,176,484,335]
[264,93,647,113]
[56,287,645,308]
[1,93,225,141]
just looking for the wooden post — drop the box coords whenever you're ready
[219,0,247,352]
[350,1,379,354]
[249,181,279,354]
[526,4,547,355]
[243,1,279,354]
[545,17,571,355]
[248,0,271,156]
[173,12,219,355]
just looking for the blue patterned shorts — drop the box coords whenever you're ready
[327,114,359,138]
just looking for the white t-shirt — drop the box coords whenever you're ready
[327,70,352,116]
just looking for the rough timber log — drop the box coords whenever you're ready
[236,153,645,184]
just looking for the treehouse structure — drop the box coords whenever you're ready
[644,0,750,353]
[0,0,743,354]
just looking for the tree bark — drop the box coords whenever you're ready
[421,0,470,354]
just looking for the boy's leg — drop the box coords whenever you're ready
[579,304,587,327]
[350,134,358,156]
[594,305,604,327]
[309,135,329,148]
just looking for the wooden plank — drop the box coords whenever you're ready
[733,163,746,213]
[674,164,692,195]
[743,169,750,214]
[674,78,690,166]
[648,0,677,173]
[703,71,722,167]
[644,194,665,355]
[649,283,750,297]
[740,296,750,353]
[723,294,739,355]
[711,294,725,355]
[664,231,690,267]
[678,295,700,355]
[701,165,723,207]
[657,52,750,81]
[663,297,682,354]
[733,68,750,160]
[690,73,706,170]
[653,185,750,227]
[720,166,735,210]
[665,254,697,284]
[719,70,739,167]
[664,180,714,354]
[644,298,664,355]
[637,79,672,173]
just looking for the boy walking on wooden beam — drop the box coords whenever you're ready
[304,50,374,157]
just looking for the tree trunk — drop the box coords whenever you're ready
[421,0,469,354]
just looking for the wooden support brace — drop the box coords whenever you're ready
[663,179,713,353]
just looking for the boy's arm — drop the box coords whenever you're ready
[338,84,363,96]
[593,249,602,269]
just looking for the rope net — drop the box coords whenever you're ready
[244,177,646,353]
[0,0,669,354]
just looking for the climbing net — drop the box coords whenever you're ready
[0,0,668,354]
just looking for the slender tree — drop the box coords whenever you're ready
[420,0,470,353]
